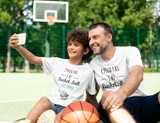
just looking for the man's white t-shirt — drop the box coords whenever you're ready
[90,46,148,97]
[41,57,96,106]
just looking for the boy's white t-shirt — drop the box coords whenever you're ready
[41,57,96,106]
[90,46,148,97]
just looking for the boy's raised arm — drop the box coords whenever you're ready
[9,33,43,66]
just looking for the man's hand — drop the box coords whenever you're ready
[9,33,20,49]
[102,91,125,112]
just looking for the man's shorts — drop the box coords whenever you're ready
[52,103,65,114]
[97,92,160,123]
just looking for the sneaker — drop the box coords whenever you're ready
[37,110,55,123]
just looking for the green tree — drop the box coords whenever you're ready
[67,0,158,69]
[0,0,33,72]
[0,0,32,25]
[67,0,156,27]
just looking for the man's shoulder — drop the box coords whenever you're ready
[116,46,138,50]
[90,55,102,67]
[91,55,100,62]
[116,46,140,54]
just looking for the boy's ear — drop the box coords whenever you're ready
[83,47,90,55]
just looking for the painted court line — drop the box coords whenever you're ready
[0,98,39,103]
[0,122,16,123]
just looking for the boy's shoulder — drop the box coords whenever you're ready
[82,63,93,71]
[42,57,63,61]
[41,57,67,64]
[82,62,90,67]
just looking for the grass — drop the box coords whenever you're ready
[0,73,159,122]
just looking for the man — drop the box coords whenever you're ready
[87,22,160,123]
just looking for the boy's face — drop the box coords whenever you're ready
[67,40,85,60]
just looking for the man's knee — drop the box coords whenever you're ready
[109,107,136,123]
[101,90,114,105]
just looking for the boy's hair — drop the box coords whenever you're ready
[66,29,93,61]
[88,22,114,41]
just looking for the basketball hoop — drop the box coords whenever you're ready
[47,15,55,25]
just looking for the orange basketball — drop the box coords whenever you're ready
[61,101,100,123]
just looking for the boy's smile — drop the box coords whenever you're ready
[67,40,84,64]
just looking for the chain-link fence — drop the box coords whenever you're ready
[0,25,159,72]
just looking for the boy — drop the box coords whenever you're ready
[9,29,97,123]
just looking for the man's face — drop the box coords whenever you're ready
[89,26,108,55]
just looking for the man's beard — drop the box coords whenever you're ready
[95,44,108,55]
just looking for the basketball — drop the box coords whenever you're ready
[61,101,100,123]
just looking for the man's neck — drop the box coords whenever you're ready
[101,46,116,61]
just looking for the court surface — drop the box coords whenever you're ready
[0,73,159,122]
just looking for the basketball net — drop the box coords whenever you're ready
[47,15,55,25]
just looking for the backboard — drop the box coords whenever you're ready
[33,1,69,23]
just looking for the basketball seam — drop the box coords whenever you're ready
[60,106,75,123]
[93,108,101,123]
[60,118,70,123]
[80,101,92,122]
[68,105,80,123]
[61,101,100,123]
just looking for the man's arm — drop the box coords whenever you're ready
[117,65,143,100]
[102,65,143,112]
[9,33,42,66]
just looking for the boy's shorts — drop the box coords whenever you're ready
[52,103,65,114]
[97,92,160,123]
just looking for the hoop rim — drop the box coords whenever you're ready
[47,15,55,21]
[47,15,55,25]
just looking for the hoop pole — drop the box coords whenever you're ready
[62,25,65,59]
[23,25,26,72]
[45,25,50,57]
[156,28,159,72]
[137,27,139,49]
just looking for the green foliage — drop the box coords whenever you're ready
[0,9,11,25]
[67,0,157,28]
[144,68,160,73]
[0,25,159,72]
[0,0,159,72]
[0,0,32,25]
[0,0,157,27]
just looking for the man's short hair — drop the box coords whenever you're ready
[89,22,114,39]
